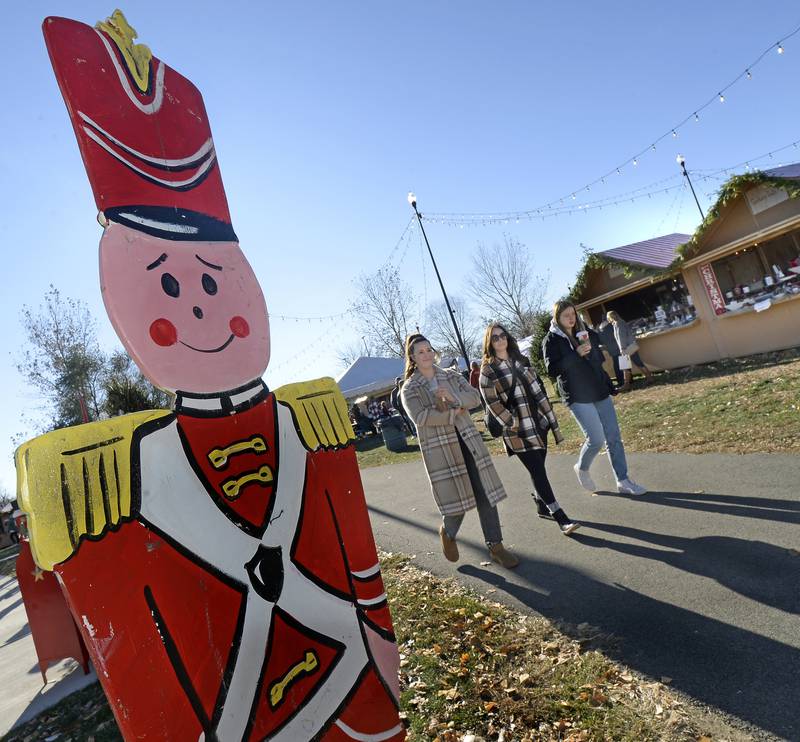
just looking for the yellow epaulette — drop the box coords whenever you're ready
[15,410,172,571]
[274,377,356,451]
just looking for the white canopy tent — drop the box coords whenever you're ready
[336,357,406,403]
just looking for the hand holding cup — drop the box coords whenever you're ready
[576,330,591,357]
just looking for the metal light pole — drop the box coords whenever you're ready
[407,192,471,371]
[676,155,705,221]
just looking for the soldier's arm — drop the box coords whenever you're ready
[275,378,393,633]
[15,410,172,571]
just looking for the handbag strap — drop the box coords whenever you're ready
[483,360,517,415]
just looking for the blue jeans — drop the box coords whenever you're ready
[568,396,628,482]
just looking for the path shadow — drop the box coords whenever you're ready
[368,501,800,737]
[2,623,31,646]
[458,560,800,740]
[0,596,23,622]
[607,489,800,524]
[573,521,800,614]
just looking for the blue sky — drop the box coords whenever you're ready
[2,1,799,493]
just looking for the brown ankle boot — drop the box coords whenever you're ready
[439,525,459,562]
[489,542,519,569]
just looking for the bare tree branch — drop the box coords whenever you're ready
[346,268,417,358]
[425,297,481,360]
[466,235,550,338]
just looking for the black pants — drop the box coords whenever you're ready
[515,447,560,513]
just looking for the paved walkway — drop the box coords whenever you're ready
[361,451,800,741]
[0,571,96,737]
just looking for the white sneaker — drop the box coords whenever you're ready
[617,478,647,496]
[573,463,597,493]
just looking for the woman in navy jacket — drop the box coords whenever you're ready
[542,299,647,496]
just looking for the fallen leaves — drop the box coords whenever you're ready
[380,552,701,741]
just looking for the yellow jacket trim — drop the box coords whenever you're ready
[15,410,171,571]
[274,377,355,451]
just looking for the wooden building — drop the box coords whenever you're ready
[572,164,800,369]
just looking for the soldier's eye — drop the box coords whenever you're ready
[201,273,218,296]
[161,273,180,298]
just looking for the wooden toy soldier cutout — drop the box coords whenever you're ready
[17,11,404,741]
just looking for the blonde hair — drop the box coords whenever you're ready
[607,310,621,323]
[403,333,432,379]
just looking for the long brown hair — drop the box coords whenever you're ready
[552,299,585,346]
[482,322,523,365]
[403,333,432,379]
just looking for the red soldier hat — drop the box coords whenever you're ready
[44,12,236,241]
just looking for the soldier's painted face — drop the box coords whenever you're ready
[100,222,270,393]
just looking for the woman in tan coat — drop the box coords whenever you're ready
[400,334,519,568]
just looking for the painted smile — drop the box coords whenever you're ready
[179,334,235,353]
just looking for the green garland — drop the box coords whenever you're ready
[571,170,800,302]
[569,245,667,303]
[670,172,800,268]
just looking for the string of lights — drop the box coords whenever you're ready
[377,215,416,271]
[268,315,353,374]
[694,136,800,178]
[430,182,686,227]
[419,132,800,229]
[654,181,688,234]
[427,173,686,226]
[267,310,351,323]
[265,216,416,324]
[420,20,800,224]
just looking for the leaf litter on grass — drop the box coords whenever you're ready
[381,552,716,741]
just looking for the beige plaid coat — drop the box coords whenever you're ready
[401,367,508,516]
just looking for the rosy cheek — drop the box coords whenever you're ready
[230,316,250,338]
[149,318,178,346]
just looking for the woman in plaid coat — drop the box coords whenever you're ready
[400,334,519,568]
[480,323,581,536]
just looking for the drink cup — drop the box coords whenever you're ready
[576,330,589,345]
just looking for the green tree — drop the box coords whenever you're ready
[17,286,106,429]
[101,351,171,416]
[17,287,170,436]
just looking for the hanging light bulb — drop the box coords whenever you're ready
[746,69,752,79]
[571,193,576,200]
[694,112,700,122]
[777,42,784,54]
[719,92,725,103]
[616,168,622,175]
[672,129,678,138]
[651,144,657,151]
[633,158,638,166]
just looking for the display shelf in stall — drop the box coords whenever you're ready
[636,317,701,339]
[718,284,800,319]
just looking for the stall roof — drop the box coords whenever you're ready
[763,162,800,179]
[597,232,691,269]
[336,356,405,400]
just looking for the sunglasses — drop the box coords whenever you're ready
[491,332,507,342]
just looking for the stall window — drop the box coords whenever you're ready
[711,248,764,295]
[759,232,800,272]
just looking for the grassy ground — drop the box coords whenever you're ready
[3,553,734,742]
[356,348,800,468]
